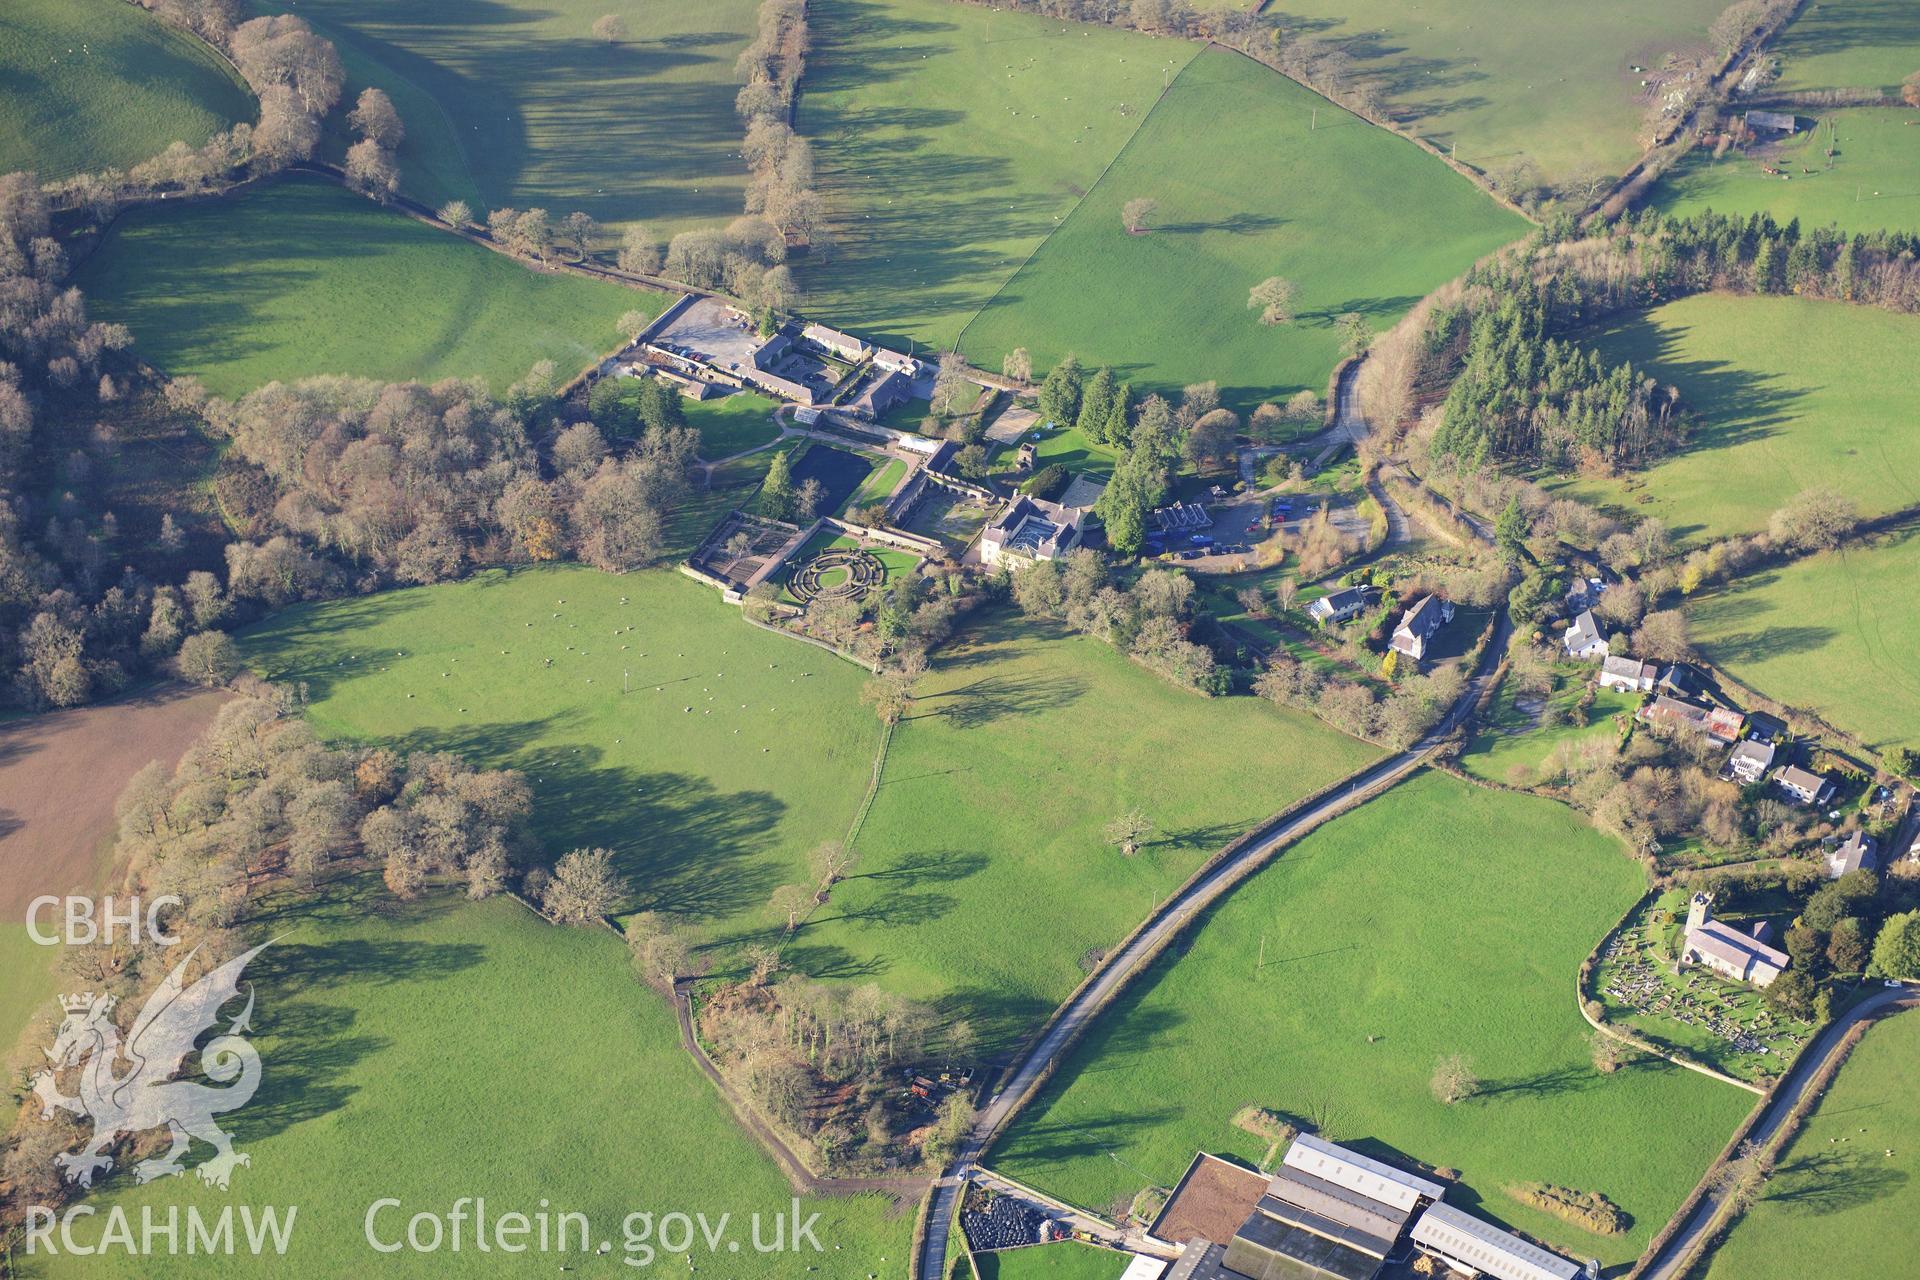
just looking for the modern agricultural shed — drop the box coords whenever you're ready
[1745,109,1797,135]
[1164,1136,1445,1280]
[1409,1202,1594,1280]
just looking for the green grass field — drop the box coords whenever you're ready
[795,0,1196,351]
[1652,108,1920,235]
[957,49,1525,411]
[1225,0,1727,186]
[1699,1008,1920,1280]
[258,0,762,235]
[1459,682,1637,786]
[1552,294,1920,542]
[687,390,782,461]
[239,574,1376,1053]
[1771,0,1920,94]
[240,565,884,955]
[1,928,62,1062]
[848,456,908,508]
[791,610,1382,1048]
[975,1242,1130,1279]
[990,770,1753,1264]
[74,176,655,398]
[33,886,908,1278]
[1689,521,1920,757]
[0,0,253,180]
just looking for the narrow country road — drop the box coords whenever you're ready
[916,608,1512,1279]
[1637,987,1919,1280]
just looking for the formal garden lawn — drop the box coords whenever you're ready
[1688,520,1920,758]
[989,770,1753,1264]
[239,565,883,955]
[789,610,1382,1050]
[975,1241,1131,1279]
[1699,1008,1920,1280]
[33,887,909,1278]
[957,48,1527,412]
[1220,0,1727,187]
[74,176,654,398]
[777,529,920,605]
[849,456,909,509]
[258,0,762,235]
[795,0,1196,351]
[686,390,782,461]
[1552,294,1920,542]
[1652,108,1920,235]
[0,0,253,179]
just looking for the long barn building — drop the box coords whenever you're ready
[1162,1136,1594,1280]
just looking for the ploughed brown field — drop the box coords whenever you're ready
[1,684,230,1050]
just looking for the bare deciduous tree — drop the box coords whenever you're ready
[343,139,398,196]
[1249,276,1298,326]
[618,223,662,275]
[1121,197,1158,233]
[1105,808,1153,857]
[592,13,629,42]
[542,847,629,923]
[1430,1053,1477,1104]
[770,883,813,932]
[1708,1139,1771,1215]
[347,87,404,149]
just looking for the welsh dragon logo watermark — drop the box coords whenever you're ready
[31,941,271,1191]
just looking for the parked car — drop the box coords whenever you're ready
[1189,534,1213,546]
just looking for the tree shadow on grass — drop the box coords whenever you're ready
[1155,213,1289,236]
[1765,1148,1910,1215]
[230,883,488,1143]
[1697,624,1839,666]
[991,1101,1184,1168]
[1150,820,1258,856]
[814,890,962,930]
[851,848,990,888]
[927,671,1089,729]
[1471,1063,1594,1101]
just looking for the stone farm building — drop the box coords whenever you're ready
[1637,696,1743,744]
[1826,830,1880,879]
[1599,655,1657,693]
[1563,609,1607,660]
[801,322,870,362]
[872,347,923,377]
[980,494,1095,568]
[850,368,912,419]
[1682,893,1787,988]
[1389,595,1453,664]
